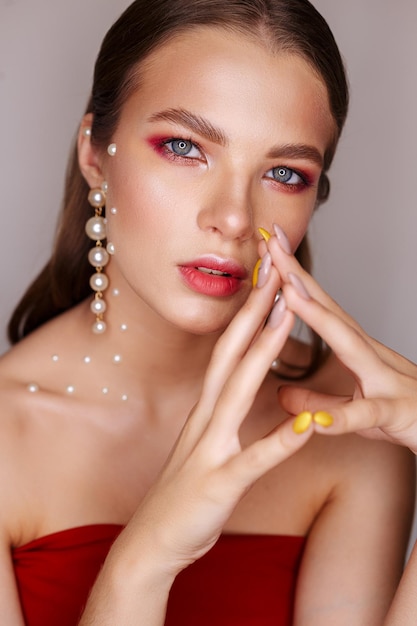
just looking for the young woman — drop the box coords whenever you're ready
[1,1,414,625]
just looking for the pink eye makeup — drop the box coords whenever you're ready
[147,135,204,164]
[264,164,315,193]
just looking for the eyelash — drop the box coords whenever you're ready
[264,166,310,191]
[158,137,204,163]
[155,137,311,190]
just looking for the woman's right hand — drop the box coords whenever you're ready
[80,261,313,625]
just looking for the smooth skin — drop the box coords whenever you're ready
[0,28,414,625]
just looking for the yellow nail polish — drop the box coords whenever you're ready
[258,227,271,242]
[252,229,272,286]
[292,411,313,434]
[313,411,333,428]
[252,258,262,287]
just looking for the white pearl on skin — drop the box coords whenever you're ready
[52,354,59,362]
[92,320,107,334]
[27,383,39,393]
[120,324,127,332]
[90,273,109,292]
[121,394,128,401]
[83,127,91,137]
[90,299,107,315]
[112,289,120,297]
[113,354,122,364]
[102,387,109,394]
[88,246,109,267]
[106,242,115,255]
[84,356,91,364]
[85,216,107,241]
[66,385,75,394]
[101,181,109,193]
[107,143,117,156]
[110,207,117,215]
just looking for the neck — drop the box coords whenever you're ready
[74,293,222,403]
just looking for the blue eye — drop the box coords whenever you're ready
[170,139,193,155]
[163,138,202,159]
[270,166,304,185]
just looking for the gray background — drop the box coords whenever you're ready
[1,0,417,548]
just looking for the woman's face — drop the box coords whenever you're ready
[97,27,335,334]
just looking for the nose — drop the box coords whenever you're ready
[197,170,254,242]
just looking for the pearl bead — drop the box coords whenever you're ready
[90,272,109,292]
[84,356,91,363]
[88,246,109,267]
[120,324,128,332]
[107,143,117,156]
[85,216,107,241]
[106,242,115,255]
[52,354,59,362]
[88,188,106,208]
[101,181,109,192]
[66,385,75,394]
[102,387,109,395]
[92,320,107,334]
[83,127,91,137]
[112,288,120,297]
[90,298,107,315]
[121,395,128,402]
[271,359,281,369]
[113,354,122,364]
[27,383,39,393]
[110,207,117,215]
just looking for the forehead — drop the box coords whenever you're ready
[124,27,335,152]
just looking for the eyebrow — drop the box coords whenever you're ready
[147,107,323,168]
[266,144,323,168]
[147,108,228,146]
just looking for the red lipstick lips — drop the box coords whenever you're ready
[179,256,247,297]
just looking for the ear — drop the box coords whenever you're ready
[78,113,105,188]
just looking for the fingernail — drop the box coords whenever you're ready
[256,252,272,288]
[273,223,292,255]
[267,294,287,328]
[288,272,311,300]
[293,411,313,434]
[258,227,272,242]
[313,411,333,427]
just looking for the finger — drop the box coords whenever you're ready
[267,233,363,334]
[199,266,281,412]
[310,397,417,452]
[268,233,417,376]
[281,281,395,393]
[221,413,314,490]
[278,385,351,416]
[206,305,295,443]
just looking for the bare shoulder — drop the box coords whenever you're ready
[0,350,36,547]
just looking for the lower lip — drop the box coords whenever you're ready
[179,266,243,297]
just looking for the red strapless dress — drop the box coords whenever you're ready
[12,524,305,626]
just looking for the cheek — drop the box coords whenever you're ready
[270,199,315,253]
[105,167,170,244]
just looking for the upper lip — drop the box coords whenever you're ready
[181,255,248,279]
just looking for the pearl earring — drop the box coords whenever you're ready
[86,182,110,334]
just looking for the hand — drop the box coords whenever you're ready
[265,225,417,454]
[111,264,312,579]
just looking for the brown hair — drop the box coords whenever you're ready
[8,0,349,376]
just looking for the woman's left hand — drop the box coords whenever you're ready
[264,226,417,453]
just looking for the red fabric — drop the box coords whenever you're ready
[12,524,305,626]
